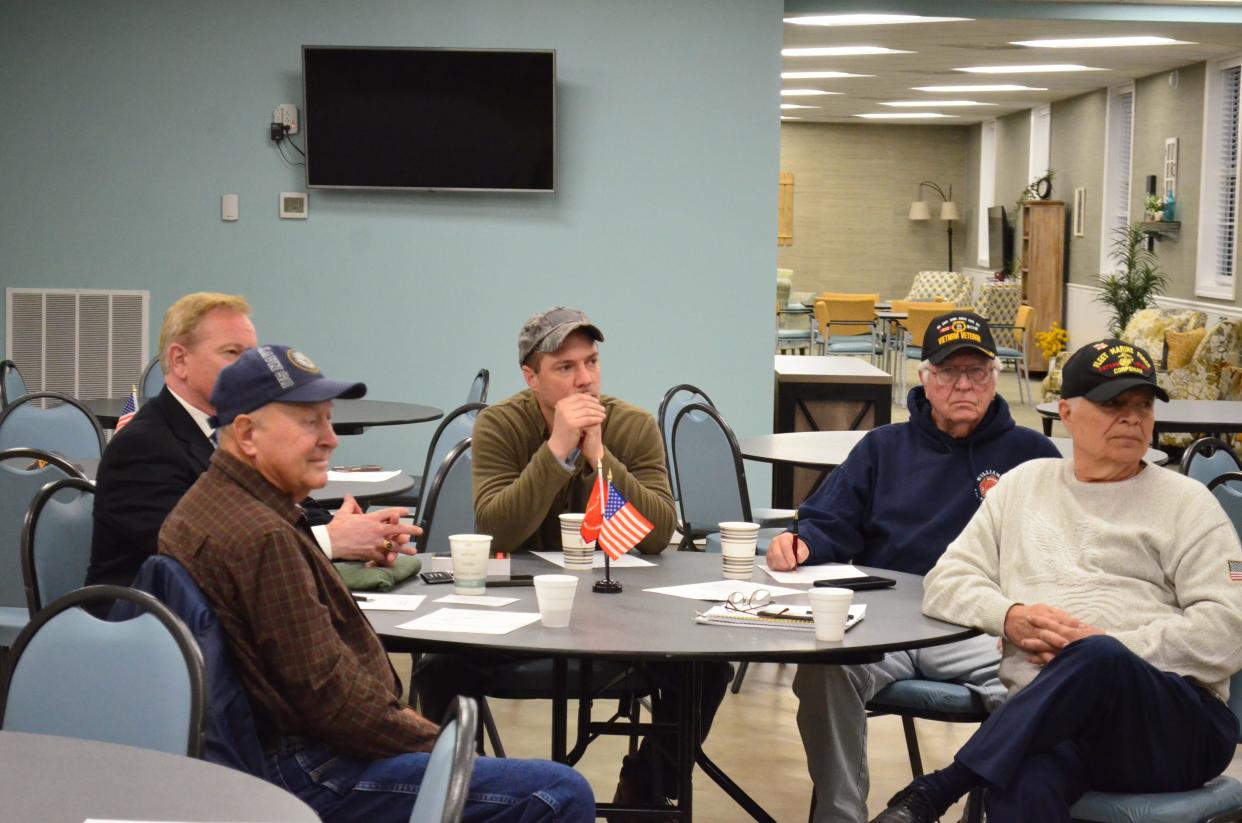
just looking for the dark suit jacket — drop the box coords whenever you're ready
[87,386,330,587]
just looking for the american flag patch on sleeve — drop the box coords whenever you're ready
[1230,561,1242,582]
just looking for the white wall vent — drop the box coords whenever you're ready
[5,288,149,401]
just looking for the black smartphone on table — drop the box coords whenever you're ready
[815,575,896,591]
[485,575,535,587]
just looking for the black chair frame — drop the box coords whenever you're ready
[139,355,162,404]
[0,391,106,456]
[0,584,207,757]
[21,476,95,614]
[656,383,717,498]
[1181,436,1242,476]
[669,401,753,546]
[1207,471,1242,492]
[434,695,479,823]
[372,402,487,510]
[415,436,473,554]
[469,368,490,405]
[0,447,88,481]
[0,360,24,408]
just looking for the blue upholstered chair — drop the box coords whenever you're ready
[0,448,85,645]
[1181,437,1242,485]
[416,437,475,555]
[1209,472,1242,540]
[0,585,206,757]
[409,696,478,823]
[0,391,105,461]
[21,476,94,613]
[0,360,26,408]
[139,356,164,404]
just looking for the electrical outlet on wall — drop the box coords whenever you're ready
[272,104,299,135]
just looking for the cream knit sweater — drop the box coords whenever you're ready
[924,458,1242,702]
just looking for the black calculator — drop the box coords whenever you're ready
[419,571,454,585]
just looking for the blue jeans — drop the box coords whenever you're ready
[267,737,596,823]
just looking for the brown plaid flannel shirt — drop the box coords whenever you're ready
[159,449,439,758]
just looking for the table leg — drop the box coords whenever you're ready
[1043,416,1053,437]
[552,657,568,763]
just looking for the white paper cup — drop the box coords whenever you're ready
[449,534,491,595]
[808,587,855,641]
[534,574,579,628]
[719,521,760,539]
[558,513,596,569]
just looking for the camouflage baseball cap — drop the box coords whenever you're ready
[517,307,604,366]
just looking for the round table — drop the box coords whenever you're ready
[0,730,318,822]
[1037,399,1242,441]
[370,551,974,821]
[81,397,443,435]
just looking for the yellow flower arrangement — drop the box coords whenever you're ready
[1035,323,1069,361]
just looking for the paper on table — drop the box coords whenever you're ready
[644,579,804,601]
[435,594,519,607]
[395,608,541,635]
[532,551,655,569]
[354,594,426,611]
[326,469,402,483]
[760,563,868,585]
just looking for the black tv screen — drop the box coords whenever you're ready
[302,46,556,192]
[987,205,1013,272]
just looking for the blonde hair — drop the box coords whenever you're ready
[158,292,251,370]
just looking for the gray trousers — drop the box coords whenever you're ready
[793,633,1004,823]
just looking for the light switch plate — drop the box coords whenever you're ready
[221,193,239,222]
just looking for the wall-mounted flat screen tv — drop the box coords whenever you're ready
[302,46,556,192]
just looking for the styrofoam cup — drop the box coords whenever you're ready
[534,574,579,628]
[449,534,491,595]
[808,587,854,641]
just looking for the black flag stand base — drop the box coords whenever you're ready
[593,554,623,593]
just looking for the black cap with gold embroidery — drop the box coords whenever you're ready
[922,311,997,365]
[1060,338,1170,403]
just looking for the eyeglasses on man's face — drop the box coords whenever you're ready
[929,364,995,387]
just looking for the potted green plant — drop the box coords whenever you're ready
[1143,194,1166,222]
[1096,223,1168,336]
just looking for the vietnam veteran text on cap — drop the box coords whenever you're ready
[922,312,997,365]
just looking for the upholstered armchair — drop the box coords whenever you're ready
[905,271,973,308]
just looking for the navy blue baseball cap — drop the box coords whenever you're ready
[208,345,366,427]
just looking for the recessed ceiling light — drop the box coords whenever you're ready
[784,14,969,26]
[781,103,819,110]
[913,84,1048,92]
[780,116,803,121]
[781,89,841,96]
[783,46,914,58]
[854,112,958,119]
[782,71,873,80]
[1011,36,1194,49]
[956,64,1105,74]
[880,100,994,107]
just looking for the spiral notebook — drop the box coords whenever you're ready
[694,603,866,632]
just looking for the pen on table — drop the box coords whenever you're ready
[790,513,800,570]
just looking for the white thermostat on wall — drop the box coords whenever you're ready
[279,192,308,219]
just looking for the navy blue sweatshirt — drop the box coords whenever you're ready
[797,387,1060,575]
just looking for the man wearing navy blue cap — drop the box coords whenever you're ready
[159,345,594,823]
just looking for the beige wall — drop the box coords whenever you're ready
[777,122,971,298]
[1050,88,1107,287]
[995,110,1031,217]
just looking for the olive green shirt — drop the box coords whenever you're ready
[472,389,675,554]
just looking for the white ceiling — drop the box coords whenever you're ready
[780,15,1242,124]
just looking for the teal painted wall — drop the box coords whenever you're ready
[1,0,783,488]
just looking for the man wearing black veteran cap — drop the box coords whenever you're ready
[159,345,594,822]
[871,339,1242,823]
[768,311,1059,823]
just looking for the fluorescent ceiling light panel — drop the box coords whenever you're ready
[780,116,803,120]
[784,14,969,26]
[880,100,993,107]
[781,103,819,109]
[781,89,841,97]
[913,84,1047,92]
[783,46,914,57]
[782,71,873,79]
[1011,36,1194,48]
[855,112,957,119]
[956,64,1105,74]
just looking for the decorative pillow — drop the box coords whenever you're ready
[1120,308,1206,358]
[1165,327,1207,370]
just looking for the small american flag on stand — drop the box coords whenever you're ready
[597,475,653,560]
[114,386,139,433]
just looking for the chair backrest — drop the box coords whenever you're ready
[822,295,878,339]
[1181,437,1242,484]
[416,404,486,520]
[408,696,479,823]
[417,438,475,554]
[907,271,972,305]
[21,477,95,613]
[0,392,105,461]
[0,585,206,757]
[658,384,717,498]
[670,402,751,539]
[140,356,164,404]
[466,369,489,405]
[904,304,950,348]
[116,555,268,775]
[812,300,830,339]
[0,449,83,610]
[0,360,26,408]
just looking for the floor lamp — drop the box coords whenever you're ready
[909,181,959,271]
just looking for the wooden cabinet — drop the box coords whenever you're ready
[1020,200,1065,372]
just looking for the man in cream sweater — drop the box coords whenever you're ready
[872,339,1242,823]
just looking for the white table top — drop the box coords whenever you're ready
[774,355,892,385]
[1038,399,1242,431]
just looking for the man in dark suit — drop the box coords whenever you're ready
[87,292,418,587]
